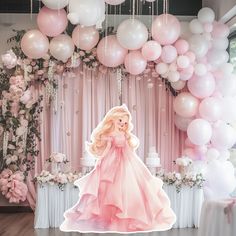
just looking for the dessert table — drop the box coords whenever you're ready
[34,182,204,228]
[198,199,236,236]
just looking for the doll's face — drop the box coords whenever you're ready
[115,115,129,131]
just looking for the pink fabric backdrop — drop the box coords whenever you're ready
[26,67,185,209]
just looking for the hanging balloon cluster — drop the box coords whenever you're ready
[19,0,236,198]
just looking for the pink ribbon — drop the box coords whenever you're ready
[224,198,236,224]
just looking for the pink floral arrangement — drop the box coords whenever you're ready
[0,169,28,203]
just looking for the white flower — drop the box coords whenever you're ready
[50,152,67,163]
[16,126,25,136]
[1,50,17,69]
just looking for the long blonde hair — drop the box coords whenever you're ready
[88,104,139,157]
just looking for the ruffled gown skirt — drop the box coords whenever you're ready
[60,146,176,233]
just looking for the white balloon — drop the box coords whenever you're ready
[216,75,236,97]
[68,0,105,26]
[155,62,169,75]
[117,19,148,50]
[207,49,229,67]
[221,97,236,123]
[198,7,215,23]
[171,80,186,90]
[42,0,69,9]
[176,55,190,69]
[189,19,204,34]
[168,71,180,82]
[204,160,236,200]
[220,63,234,75]
[189,35,209,58]
[219,150,231,161]
[206,148,220,161]
[212,37,229,50]
[194,63,207,76]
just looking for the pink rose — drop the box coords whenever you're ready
[1,50,17,69]
[0,169,13,178]
[20,89,32,105]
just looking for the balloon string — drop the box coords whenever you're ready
[132,0,136,19]
[30,0,32,19]
[105,4,108,55]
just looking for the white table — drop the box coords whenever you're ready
[34,183,204,228]
[198,199,236,236]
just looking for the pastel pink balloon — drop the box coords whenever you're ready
[124,51,147,75]
[211,122,236,149]
[21,29,49,59]
[141,41,162,61]
[72,26,99,50]
[105,0,125,5]
[212,21,230,38]
[185,51,196,64]
[187,119,212,146]
[173,92,199,118]
[183,148,198,160]
[152,14,181,45]
[37,6,68,37]
[174,114,193,131]
[187,73,216,99]
[174,39,189,55]
[204,23,213,33]
[179,65,194,81]
[161,45,177,64]
[199,97,222,122]
[97,35,128,67]
[49,34,74,62]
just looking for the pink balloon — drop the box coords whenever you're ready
[37,6,68,37]
[21,29,49,59]
[105,0,125,5]
[141,40,162,61]
[212,21,230,38]
[173,92,199,118]
[211,122,236,150]
[161,45,177,64]
[97,35,128,67]
[49,34,74,62]
[183,148,198,160]
[187,73,216,99]
[72,26,99,50]
[124,51,147,75]
[174,39,189,55]
[174,114,193,131]
[152,14,181,45]
[187,119,212,145]
[179,65,194,81]
[199,97,222,122]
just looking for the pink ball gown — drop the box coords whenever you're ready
[60,133,176,233]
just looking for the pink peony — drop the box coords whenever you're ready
[0,169,13,179]
[1,50,18,69]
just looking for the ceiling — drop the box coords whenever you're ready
[0,0,202,15]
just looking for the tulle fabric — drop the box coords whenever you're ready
[60,134,176,233]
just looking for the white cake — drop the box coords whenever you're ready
[146,146,161,167]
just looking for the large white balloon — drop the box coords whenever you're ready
[198,7,215,23]
[189,35,209,58]
[68,0,105,26]
[189,19,204,34]
[207,49,229,67]
[204,160,236,200]
[42,0,69,9]
[216,75,236,97]
[221,97,236,123]
[117,19,148,50]
[212,37,229,50]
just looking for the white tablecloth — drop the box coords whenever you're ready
[34,183,204,228]
[198,199,236,236]
[163,185,204,228]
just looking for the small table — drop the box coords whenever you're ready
[34,183,204,228]
[198,199,236,236]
